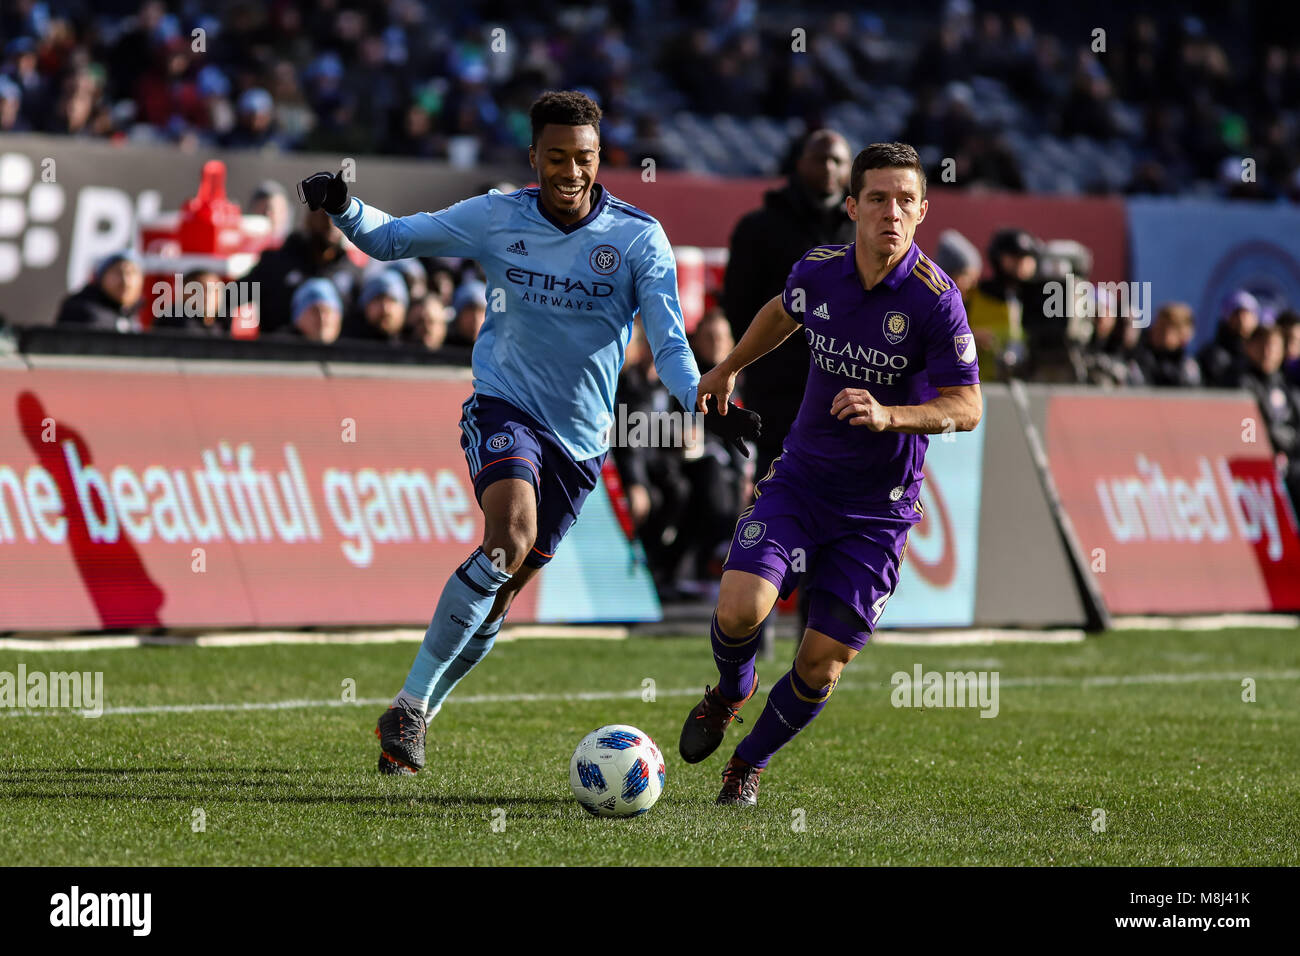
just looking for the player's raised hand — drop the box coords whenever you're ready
[695,364,737,414]
[831,387,892,431]
[297,170,350,215]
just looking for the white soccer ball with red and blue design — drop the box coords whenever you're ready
[569,724,666,817]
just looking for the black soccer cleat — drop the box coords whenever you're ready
[374,701,427,775]
[716,754,763,807]
[678,679,758,764]
[378,751,417,776]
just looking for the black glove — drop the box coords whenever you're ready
[297,170,349,215]
[702,401,762,458]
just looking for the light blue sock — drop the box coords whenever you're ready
[424,616,504,719]
[398,549,511,706]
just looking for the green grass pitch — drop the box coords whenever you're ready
[2,627,1297,866]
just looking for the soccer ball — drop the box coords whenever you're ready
[569,724,665,817]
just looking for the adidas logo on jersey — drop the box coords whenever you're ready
[506,240,528,256]
[813,302,831,320]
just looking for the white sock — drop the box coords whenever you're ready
[392,689,426,713]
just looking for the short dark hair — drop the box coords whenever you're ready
[849,142,926,200]
[529,90,602,146]
[1248,324,1281,346]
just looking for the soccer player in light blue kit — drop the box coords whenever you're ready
[299,91,760,775]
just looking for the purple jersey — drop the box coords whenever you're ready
[777,239,980,505]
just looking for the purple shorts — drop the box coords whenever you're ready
[459,393,605,568]
[722,455,923,650]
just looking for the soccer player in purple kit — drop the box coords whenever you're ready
[683,143,983,806]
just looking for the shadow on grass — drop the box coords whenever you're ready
[0,766,297,776]
[0,766,572,814]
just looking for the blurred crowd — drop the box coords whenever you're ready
[3,1,1299,197]
[52,191,492,351]
[939,221,1300,509]
[614,309,752,600]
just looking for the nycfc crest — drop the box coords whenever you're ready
[487,432,514,452]
[738,520,766,549]
[883,311,909,345]
[590,244,621,275]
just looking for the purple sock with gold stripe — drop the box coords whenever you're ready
[735,667,835,768]
[710,612,762,701]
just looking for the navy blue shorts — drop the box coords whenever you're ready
[458,393,605,568]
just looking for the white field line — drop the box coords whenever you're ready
[0,626,629,651]
[2,612,1295,653]
[873,629,1085,645]
[1110,614,1300,631]
[4,669,1298,720]
[0,626,1089,652]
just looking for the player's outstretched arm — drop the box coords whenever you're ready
[696,295,800,413]
[296,170,483,261]
[831,383,983,434]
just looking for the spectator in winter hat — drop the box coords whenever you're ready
[55,251,144,333]
[1133,302,1201,387]
[151,268,232,336]
[1197,289,1259,388]
[341,269,409,343]
[221,86,277,149]
[1240,324,1300,509]
[0,75,29,132]
[448,279,488,345]
[388,257,430,301]
[286,277,343,344]
[933,228,982,303]
[404,294,449,351]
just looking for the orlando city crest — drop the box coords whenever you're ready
[883,311,909,344]
[738,520,766,549]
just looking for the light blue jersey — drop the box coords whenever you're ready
[331,185,700,461]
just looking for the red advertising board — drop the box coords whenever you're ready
[0,368,542,630]
[1045,393,1300,614]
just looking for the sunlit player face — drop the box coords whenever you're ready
[846,167,928,263]
[529,124,600,224]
